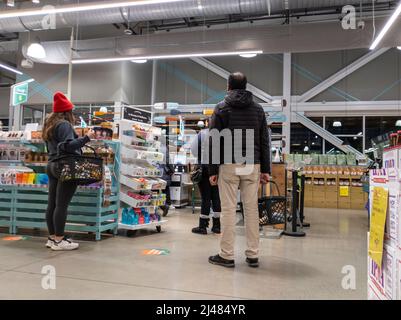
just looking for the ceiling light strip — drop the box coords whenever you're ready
[72,51,263,64]
[370,1,401,50]
[0,62,23,75]
[0,0,186,19]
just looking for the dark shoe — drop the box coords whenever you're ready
[246,257,259,268]
[161,205,169,217]
[211,217,221,234]
[192,217,209,235]
[208,254,235,268]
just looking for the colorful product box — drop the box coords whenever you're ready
[368,244,397,300]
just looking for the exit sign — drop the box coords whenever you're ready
[11,82,29,106]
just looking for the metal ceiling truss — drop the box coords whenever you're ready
[190,47,393,157]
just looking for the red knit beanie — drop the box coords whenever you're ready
[53,92,74,113]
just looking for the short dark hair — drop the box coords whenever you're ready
[228,72,247,90]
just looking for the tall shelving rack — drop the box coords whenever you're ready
[118,107,168,234]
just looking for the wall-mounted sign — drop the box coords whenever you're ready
[11,82,29,106]
[123,107,152,124]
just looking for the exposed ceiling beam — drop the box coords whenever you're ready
[190,57,273,102]
[297,47,390,102]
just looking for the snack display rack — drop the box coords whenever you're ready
[118,107,168,234]
[0,136,120,240]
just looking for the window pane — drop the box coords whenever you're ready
[326,117,362,135]
[365,116,399,149]
[291,117,323,154]
[325,137,363,154]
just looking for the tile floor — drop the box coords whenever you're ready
[0,207,368,300]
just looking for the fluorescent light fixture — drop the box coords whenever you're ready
[398,46,401,50]
[0,0,186,19]
[25,78,35,83]
[370,2,401,50]
[27,43,46,59]
[73,51,263,64]
[7,0,14,7]
[0,62,23,75]
[32,0,40,3]
[396,120,401,127]
[240,53,257,58]
[131,59,148,64]
[333,121,342,127]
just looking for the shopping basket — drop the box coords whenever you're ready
[258,180,286,226]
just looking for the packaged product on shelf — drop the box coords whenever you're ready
[0,131,25,140]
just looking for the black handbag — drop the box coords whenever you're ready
[190,165,203,184]
[50,142,104,185]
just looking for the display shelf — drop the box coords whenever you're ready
[120,174,165,191]
[121,145,164,162]
[120,163,162,178]
[121,134,160,151]
[118,220,167,231]
[0,139,121,240]
[119,113,167,235]
[0,160,23,164]
[23,162,47,167]
[120,192,162,208]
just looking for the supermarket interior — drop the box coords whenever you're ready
[0,0,401,302]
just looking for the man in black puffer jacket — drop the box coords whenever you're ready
[207,72,271,269]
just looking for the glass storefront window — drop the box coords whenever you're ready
[291,117,323,154]
[365,116,400,149]
[325,136,363,154]
[325,117,363,136]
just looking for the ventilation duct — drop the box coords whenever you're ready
[0,0,376,33]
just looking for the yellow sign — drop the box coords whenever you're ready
[339,186,349,197]
[203,109,214,116]
[369,186,389,268]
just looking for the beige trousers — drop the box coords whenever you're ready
[218,164,260,260]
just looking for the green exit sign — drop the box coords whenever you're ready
[11,82,29,106]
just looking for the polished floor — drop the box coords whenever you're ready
[0,207,368,300]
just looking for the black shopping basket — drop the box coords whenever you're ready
[259,181,286,226]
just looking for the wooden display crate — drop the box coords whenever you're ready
[325,201,338,209]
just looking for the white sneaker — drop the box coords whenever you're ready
[46,237,54,248]
[51,238,79,251]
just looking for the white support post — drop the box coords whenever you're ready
[283,53,291,154]
[67,28,74,100]
[151,60,158,105]
[297,48,389,103]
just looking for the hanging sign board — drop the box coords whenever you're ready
[123,107,152,124]
[369,186,389,268]
[11,82,29,106]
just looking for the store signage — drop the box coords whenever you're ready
[369,186,389,268]
[11,82,29,106]
[339,186,349,197]
[123,107,152,124]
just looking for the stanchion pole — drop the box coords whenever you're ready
[283,170,306,237]
[299,174,310,228]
